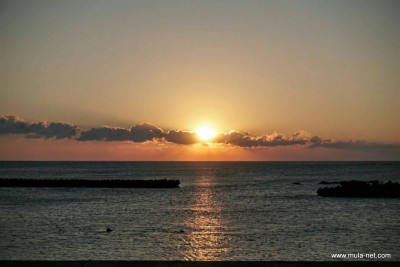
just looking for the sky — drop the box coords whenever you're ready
[0,0,399,160]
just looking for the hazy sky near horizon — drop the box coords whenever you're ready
[1,0,399,160]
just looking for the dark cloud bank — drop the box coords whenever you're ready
[0,115,77,139]
[1,114,399,153]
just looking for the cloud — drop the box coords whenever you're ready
[78,124,200,145]
[77,127,131,141]
[214,131,258,147]
[213,130,307,147]
[130,123,164,142]
[309,137,400,152]
[165,130,199,144]
[78,123,164,142]
[27,122,79,139]
[78,126,308,147]
[0,115,29,134]
[0,115,78,139]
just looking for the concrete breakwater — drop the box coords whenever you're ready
[317,180,400,198]
[0,178,180,188]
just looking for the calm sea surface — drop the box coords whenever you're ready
[0,161,399,260]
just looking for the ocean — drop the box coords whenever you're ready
[0,161,399,260]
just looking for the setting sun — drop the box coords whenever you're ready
[196,126,217,141]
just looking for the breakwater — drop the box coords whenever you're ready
[0,178,180,188]
[317,180,400,198]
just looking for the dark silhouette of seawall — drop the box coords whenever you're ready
[0,178,180,188]
[317,180,400,198]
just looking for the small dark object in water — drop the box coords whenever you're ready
[179,230,185,233]
[317,180,400,198]
[106,228,112,233]
[292,182,301,185]
[0,178,180,188]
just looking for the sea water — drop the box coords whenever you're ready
[0,161,399,260]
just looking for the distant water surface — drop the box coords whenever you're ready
[0,161,399,260]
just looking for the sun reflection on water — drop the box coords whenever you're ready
[178,175,231,261]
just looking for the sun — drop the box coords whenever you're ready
[196,126,217,141]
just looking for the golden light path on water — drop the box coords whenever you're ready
[176,175,231,260]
